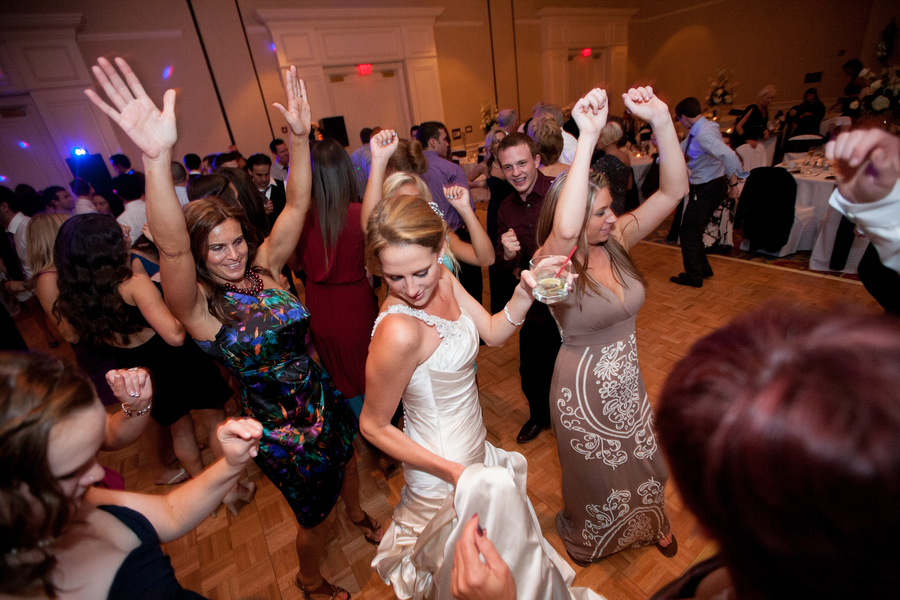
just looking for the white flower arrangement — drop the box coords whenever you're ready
[480,102,499,134]
[706,68,737,109]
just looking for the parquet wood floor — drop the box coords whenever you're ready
[12,231,880,600]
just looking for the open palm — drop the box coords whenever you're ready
[272,66,311,138]
[85,57,177,160]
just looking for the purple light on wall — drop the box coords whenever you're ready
[163,65,173,80]
[18,141,29,149]
[0,175,7,182]
[269,43,276,52]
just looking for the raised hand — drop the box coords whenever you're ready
[622,86,668,124]
[218,418,263,467]
[826,128,900,204]
[106,367,152,407]
[571,88,609,137]
[272,66,311,138]
[370,129,399,162]
[443,185,471,214]
[85,57,176,160]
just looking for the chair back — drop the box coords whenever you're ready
[820,117,851,137]
[782,135,824,155]
[735,167,798,253]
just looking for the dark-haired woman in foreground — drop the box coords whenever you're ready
[52,214,236,493]
[85,57,375,600]
[0,351,262,600]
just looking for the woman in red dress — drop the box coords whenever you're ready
[296,138,379,417]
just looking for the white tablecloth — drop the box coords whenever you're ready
[630,154,654,202]
[778,163,869,274]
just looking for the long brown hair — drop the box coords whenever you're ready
[311,139,356,270]
[387,138,428,175]
[0,352,97,597]
[183,197,269,324]
[536,170,647,305]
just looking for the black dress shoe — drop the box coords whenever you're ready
[702,268,714,278]
[655,534,678,558]
[669,273,702,288]
[516,421,547,444]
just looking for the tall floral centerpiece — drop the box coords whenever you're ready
[705,68,736,121]
[480,101,499,134]
[855,65,900,130]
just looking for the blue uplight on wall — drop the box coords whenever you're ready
[269,43,276,52]
[0,175,8,182]
[72,147,87,157]
[163,65,173,80]
[18,141,29,149]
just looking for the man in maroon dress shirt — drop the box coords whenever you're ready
[495,133,560,444]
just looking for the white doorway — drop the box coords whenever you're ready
[0,95,72,191]
[324,62,412,152]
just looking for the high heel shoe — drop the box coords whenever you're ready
[222,481,256,516]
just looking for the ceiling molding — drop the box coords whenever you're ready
[78,30,183,42]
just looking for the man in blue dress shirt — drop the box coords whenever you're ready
[672,97,746,287]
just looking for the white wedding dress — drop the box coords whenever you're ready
[370,305,606,600]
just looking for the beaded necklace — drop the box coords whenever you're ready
[220,269,264,295]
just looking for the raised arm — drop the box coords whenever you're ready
[361,129,398,233]
[826,128,900,205]
[360,317,466,485]
[538,88,609,257]
[85,57,213,338]
[444,185,495,266]
[257,67,312,274]
[452,266,538,347]
[102,368,153,451]
[87,417,263,542]
[617,87,691,248]
[123,272,185,346]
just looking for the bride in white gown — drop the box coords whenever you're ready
[359,179,601,600]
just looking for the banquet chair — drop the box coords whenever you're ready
[782,134,824,161]
[736,167,817,257]
[820,116,851,138]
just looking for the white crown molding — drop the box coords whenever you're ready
[434,20,484,28]
[1,13,85,31]
[78,30,183,42]
[255,7,444,26]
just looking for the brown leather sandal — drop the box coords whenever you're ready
[295,576,350,600]
[348,511,384,545]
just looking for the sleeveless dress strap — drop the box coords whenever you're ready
[371,305,462,340]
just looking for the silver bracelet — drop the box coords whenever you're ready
[504,303,525,327]
[121,402,152,417]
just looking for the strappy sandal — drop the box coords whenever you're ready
[295,576,350,600]
[348,511,384,545]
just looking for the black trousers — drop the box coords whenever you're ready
[455,225,483,305]
[858,243,900,315]
[680,177,727,284]
[518,301,561,427]
[489,263,518,315]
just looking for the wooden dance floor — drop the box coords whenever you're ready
[17,235,880,599]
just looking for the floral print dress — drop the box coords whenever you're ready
[197,287,356,527]
[547,263,671,562]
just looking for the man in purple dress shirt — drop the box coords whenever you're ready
[417,121,482,304]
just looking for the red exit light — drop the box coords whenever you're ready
[357,64,372,76]
[581,48,592,58]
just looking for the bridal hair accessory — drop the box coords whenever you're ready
[221,269,264,295]
[427,201,445,221]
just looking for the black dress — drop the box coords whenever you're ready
[732,104,767,148]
